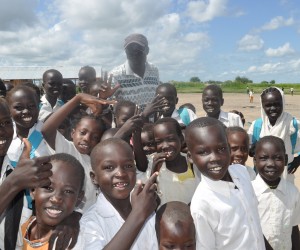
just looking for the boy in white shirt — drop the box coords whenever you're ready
[185,117,266,249]
[252,135,300,249]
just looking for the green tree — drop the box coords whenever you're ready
[270,80,275,84]
[190,77,201,82]
[235,76,253,84]
[261,81,269,84]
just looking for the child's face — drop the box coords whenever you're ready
[254,141,286,184]
[60,83,76,103]
[91,142,136,202]
[141,130,156,155]
[32,160,83,229]
[0,104,13,157]
[71,117,102,155]
[187,125,231,181]
[156,87,177,117]
[159,219,196,250]
[202,89,223,117]
[115,106,135,128]
[261,91,283,124]
[227,131,249,165]
[9,89,39,130]
[154,122,182,161]
[78,69,94,93]
[43,72,63,98]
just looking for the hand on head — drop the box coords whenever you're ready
[142,94,168,118]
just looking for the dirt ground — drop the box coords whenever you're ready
[177,92,300,189]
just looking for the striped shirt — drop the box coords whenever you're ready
[110,60,160,111]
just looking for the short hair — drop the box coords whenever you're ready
[155,201,194,241]
[62,79,75,86]
[6,84,40,105]
[71,112,105,134]
[90,138,133,170]
[154,117,183,138]
[79,66,96,78]
[156,83,177,96]
[113,100,136,118]
[186,117,225,137]
[142,123,154,134]
[226,126,248,137]
[42,69,63,82]
[22,82,41,101]
[203,84,223,99]
[49,153,85,190]
[255,136,286,155]
[179,103,196,113]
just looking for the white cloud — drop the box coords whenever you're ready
[186,0,227,22]
[265,43,295,57]
[237,34,264,51]
[261,16,294,30]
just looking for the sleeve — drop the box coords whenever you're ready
[291,190,300,226]
[55,131,75,155]
[247,121,255,145]
[191,207,217,249]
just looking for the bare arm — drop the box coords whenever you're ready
[132,129,148,172]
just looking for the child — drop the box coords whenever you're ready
[60,78,76,103]
[185,117,265,249]
[39,69,64,121]
[141,123,156,156]
[78,65,96,94]
[41,93,114,211]
[202,84,243,127]
[75,138,158,249]
[252,136,300,250]
[156,83,197,126]
[226,126,256,180]
[6,85,51,166]
[248,87,300,179]
[147,117,199,206]
[155,201,196,250]
[21,153,85,249]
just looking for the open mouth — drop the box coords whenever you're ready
[113,182,129,189]
[208,166,223,174]
[45,207,63,218]
[0,139,7,146]
[232,159,244,165]
[22,116,32,122]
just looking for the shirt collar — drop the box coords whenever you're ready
[253,173,286,195]
[200,167,237,198]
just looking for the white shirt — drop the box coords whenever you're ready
[252,174,300,250]
[74,193,158,250]
[0,156,32,250]
[38,95,63,121]
[246,165,257,180]
[218,110,243,127]
[190,164,265,250]
[55,132,97,212]
[110,60,160,111]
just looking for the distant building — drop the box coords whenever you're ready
[0,65,103,87]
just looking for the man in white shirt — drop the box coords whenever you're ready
[110,33,160,111]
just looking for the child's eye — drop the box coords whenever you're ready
[218,147,226,152]
[64,189,75,194]
[43,186,53,192]
[124,164,134,169]
[103,165,114,170]
[79,131,86,135]
[197,150,208,156]
[13,105,23,111]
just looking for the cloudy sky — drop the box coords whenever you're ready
[0,0,299,83]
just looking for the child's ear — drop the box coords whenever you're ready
[253,155,257,167]
[71,128,75,139]
[187,151,194,164]
[76,191,85,207]
[90,171,99,186]
[221,98,224,106]
[175,97,178,104]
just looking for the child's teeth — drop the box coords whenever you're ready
[23,117,32,121]
[0,140,6,145]
[47,208,62,215]
[211,167,222,171]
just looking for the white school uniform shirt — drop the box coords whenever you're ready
[252,174,300,250]
[74,192,158,250]
[190,164,265,250]
[7,121,51,165]
[38,95,63,121]
[0,156,32,250]
[218,110,243,127]
[55,132,97,212]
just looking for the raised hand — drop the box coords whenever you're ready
[142,94,168,119]
[98,73,121,100]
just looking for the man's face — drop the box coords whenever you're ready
[125,43,147,67]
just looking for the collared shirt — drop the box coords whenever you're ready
[74,193,158,250]
[0,156,32,250]
[55,132,97,212]
[190,164,265,250]
[39,95,64,121]
[218,110,243,127]
[110,60,160,111]
[252,174,300,250]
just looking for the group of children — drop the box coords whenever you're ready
[0,67,300,250]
